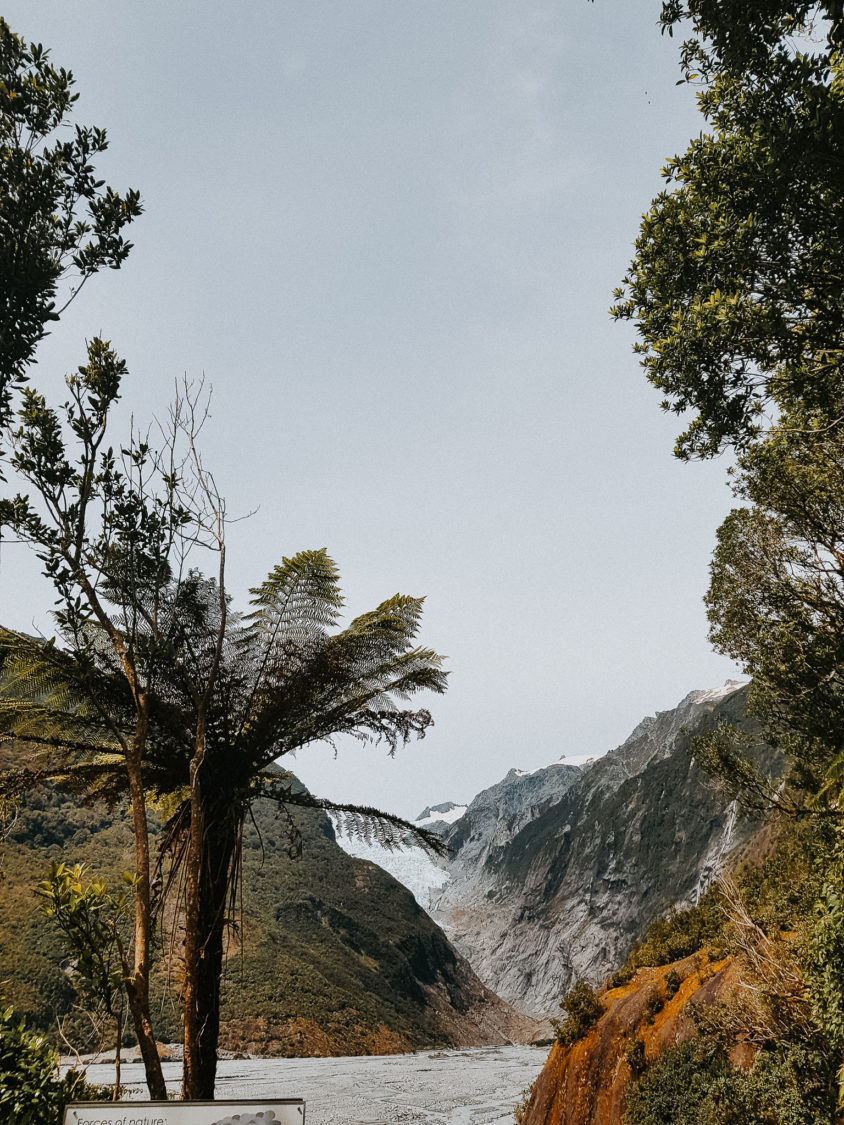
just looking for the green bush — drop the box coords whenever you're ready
[608,965,636,989]
[624,885,728,974]
[553,981,603,1047]
[0,1006,109,1125]
[623,1036,646,1076]
[644,987,663,1021]
[663,969,682,1001]
[623,1038,835,1125]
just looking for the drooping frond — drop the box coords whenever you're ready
[255,772,448,857]
[0,755,128,802]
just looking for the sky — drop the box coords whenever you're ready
[0,1,744,819]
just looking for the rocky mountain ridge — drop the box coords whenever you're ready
[428,681,764,1017]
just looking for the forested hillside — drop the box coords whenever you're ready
[0,759,535,1057]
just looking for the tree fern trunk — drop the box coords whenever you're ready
[182,786,238,1100]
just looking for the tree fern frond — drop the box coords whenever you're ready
[244,550,344,648]
[254,775,448,857]
[0,757,128,800]
[0,628,130,719]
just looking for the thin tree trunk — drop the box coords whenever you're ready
[125,746,168,1100]
[182,735,207,1100]
[113,1006,123,1101]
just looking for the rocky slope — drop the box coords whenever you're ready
[427,681,770,1017]
[0,764,538,1055]
[521,953,742,1125]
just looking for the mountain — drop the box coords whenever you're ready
[0,761,538,1056]
[331,757,583,926]
[441,757,584,873]
[428,682,769,1017]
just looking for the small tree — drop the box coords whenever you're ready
[0,342,448,1099]
[0,19,141,428]
[37,862,133,1098]
[553,981,603,1047]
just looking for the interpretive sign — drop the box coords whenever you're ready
[64,1101,305,1125]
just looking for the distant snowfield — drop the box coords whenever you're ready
[78,1045,546,1124]
[416,804,468,827]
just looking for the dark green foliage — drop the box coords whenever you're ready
[663,969,682,1000]
[0,1005,109,1125]
[705,420,844,810]
[644,988,663,1021]
[553,981,603,1047]
[623,884,728,973]
[612,2,844,459]
[624,1036,646,1076]
[0,20,141,426]
[608,965,637,990]
[623,1037,835,1125]
[736,819,831,935]
[806,836,844,1062]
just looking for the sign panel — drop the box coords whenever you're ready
[64,1101,305,1125]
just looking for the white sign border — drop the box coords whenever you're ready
[64,1099,306,1125]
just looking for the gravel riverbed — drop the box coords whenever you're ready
[76,1044,546,1124]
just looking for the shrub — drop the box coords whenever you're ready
[663,969,682,1001]
[644,987,663,1021]
[625,885,728,973]
[623,1037,835,1125]
[0,1005,109,1125]
[623,1036,646,1076]
[608,965,636,990]
[553,981,603,1047]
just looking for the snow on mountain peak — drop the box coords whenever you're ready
[415,802,468,827]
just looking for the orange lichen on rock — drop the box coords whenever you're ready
[521,955,740,1125]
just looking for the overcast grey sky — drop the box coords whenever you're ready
[1,1,742,818]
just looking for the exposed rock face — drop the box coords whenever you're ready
[443,759,584,871]
[430,682,768,1017]
[521,955,741,1125]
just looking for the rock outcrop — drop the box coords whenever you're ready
[521,954,741,1125]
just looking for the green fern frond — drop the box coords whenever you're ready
[244,549,344,647]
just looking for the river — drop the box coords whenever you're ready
[77,1044,545,1124]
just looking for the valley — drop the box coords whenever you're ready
[336,680,762,1017]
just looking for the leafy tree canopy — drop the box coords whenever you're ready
[705,411,844,802]
[612,1,844,458]
[0,19,141,427]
